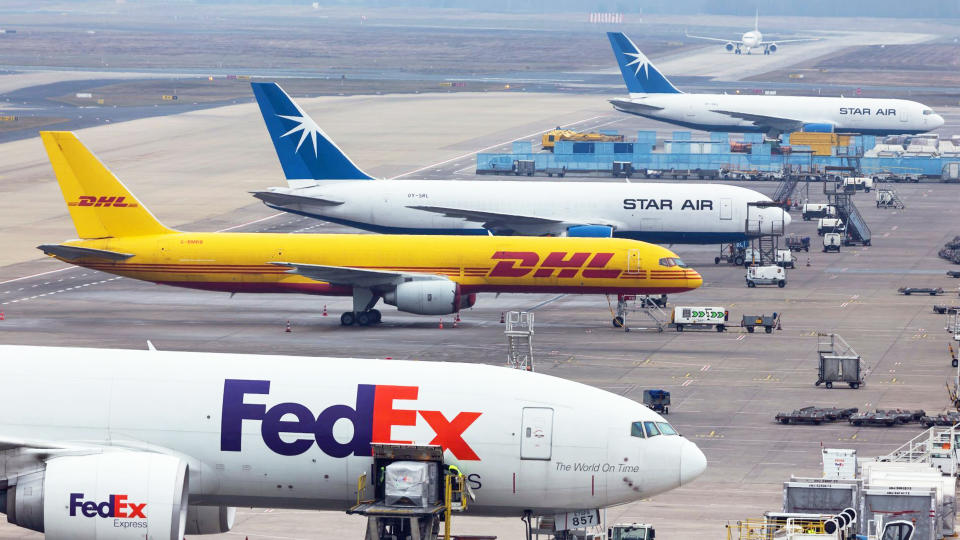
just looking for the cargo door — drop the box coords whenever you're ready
[719,198,732,220]
[625,248,642,275]
[520,407,553,460]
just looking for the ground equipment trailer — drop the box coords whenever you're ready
[741,314,778,333]
[670,306,728,332]
[746,265,786,288]
[815,333,864,389]
[898,287,944,296]
[786,235,811,252]
[642,389,671,415]
[716,242,747,266]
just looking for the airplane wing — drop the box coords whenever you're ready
[406,205,618,235]
[765,37,820,44]
[251,190,344,207]
[609,99,665,114]
[708,109,810,133]
[270,262,449,287]
[685,32,741,44]
[37,244,134,261]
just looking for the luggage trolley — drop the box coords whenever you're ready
[815,333,864,389]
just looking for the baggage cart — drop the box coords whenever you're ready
[815,333,863,389]
[642,389,670,414]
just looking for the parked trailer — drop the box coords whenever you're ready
[786,235,811,252]
[670,306,728,332]
[742,314,777,333]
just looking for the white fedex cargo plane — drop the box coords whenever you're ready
[250,82,787,244]
[685,10,819,55]
[608,32,945,136]
[0,345,707,539]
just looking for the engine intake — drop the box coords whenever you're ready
[725,42,735,52]
[768,43,778,53]
[383,280,466,315]
[1,452,188,540]
[185,505,236,534]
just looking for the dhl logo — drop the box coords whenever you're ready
[68,195,137,208]
[489,251,621,279]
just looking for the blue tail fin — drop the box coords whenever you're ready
[607,32,682,94]
[251,82,373,183]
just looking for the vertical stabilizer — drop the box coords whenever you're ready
[606,32,682,94]
[754,9,759,32]
[251,82,374,185]
[40,131,174,239]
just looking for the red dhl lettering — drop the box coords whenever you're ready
[488,251,622,279]
[68,195,136,208]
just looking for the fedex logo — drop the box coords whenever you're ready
[489,251,620,279]
[67,196,137,208]
[220,379,482,460]
[69,493,146,519]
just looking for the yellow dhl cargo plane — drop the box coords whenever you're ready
[37,131,702,326]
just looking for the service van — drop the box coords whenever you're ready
[746,265,786,288]
[802,203,836,221]
[670,306,728,332]
[842,176,874,192]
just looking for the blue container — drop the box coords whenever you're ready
[672,131,691,141]
[744,133,762,143]
[710,132,729,143]
[554,141,574,155]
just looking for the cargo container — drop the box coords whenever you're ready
[782,478,859,515]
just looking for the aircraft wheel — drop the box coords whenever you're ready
[612,316,624,328]
[734,256,744,266]
[825,382,833,389]
[356,311,371,326]
[747,280,756,288]
[370,309,382,323]
[340,312,356,326]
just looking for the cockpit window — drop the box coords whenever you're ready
[657,422,678,435]
[658,257,688,268]
[630,421,645,438]
[643,421,660,437]
[923,109,933,115]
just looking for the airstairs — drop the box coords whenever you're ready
[825,184,872,246]
[505,311,534,371]
[613,294,667,332]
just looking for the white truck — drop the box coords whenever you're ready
[842,176,874,192]
[746,265,786,288]
[608,523,655,540]
[823,233,842,252]
[802,203,836,221]
[743,247,763,267]
[670,306,728,332]
[817,218,845,236]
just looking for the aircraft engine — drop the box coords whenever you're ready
[768,43,778,53]
[383,280,463,315]
[185,505,236,534]
[725,42,735,52]
[1,452,188,540]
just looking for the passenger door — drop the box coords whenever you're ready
[719,198,732,220]
[625,248,642,275]
[520,407,554,460]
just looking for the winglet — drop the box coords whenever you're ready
[251,82,373,184]
[606,32,682,95]
[40,131,174,239]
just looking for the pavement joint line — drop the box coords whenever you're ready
[0,266,75,286]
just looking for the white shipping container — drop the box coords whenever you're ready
[823,448,856,480]
[75,92,92,98]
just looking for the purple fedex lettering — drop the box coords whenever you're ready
[220,379,374,457]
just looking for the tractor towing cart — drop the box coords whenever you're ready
[348,443,469,540]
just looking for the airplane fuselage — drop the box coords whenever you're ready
[259,180,785,244]
[0,346,707,520]
[615,93,941,135]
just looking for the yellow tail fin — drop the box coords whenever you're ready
[41,131,174,239]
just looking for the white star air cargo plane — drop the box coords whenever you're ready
[685,10,819,55]
[249,82,787,244]
[0,345,706,539]
[608,32,945,136]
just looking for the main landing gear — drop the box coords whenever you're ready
[340,309,382,326]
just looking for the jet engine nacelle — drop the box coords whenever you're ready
[725,42,735,52]
[185,505,236,534]
[383,280,470,315]
[1,452,188,540]
[566,225,614,238]
[768,43,778,53]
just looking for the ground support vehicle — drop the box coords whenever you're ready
[608,523,655,540]
[642,389,671,414]
[802,203,836,221]
[670,306,728,332]
[786,235,810,252]
[746,265,786,288]
[742,314,777,333]
[933,305,960,315]
[849,410,899,427]
[716,243,747,266]
[816,333,863,389]
[776,407,829,425]
[898,287,944,296]
[776,249,796,269]
[823,233,842,253]
[817,218,845,236]
[921,412,960,427]
[842,176,874,192]
[948,271,960,278]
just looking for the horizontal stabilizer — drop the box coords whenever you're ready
[609,99,665,114]
[251,190,344,208]
[270,262,446,288]
[38,244,134,261]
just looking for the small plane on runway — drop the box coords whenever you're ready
[0,344,708,538]
[37,131,701,326]
[249,82,788,245]
[607,32,945,136]
[685,10,818,55]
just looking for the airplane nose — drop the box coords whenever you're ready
[936,114,946,128]
[685,269,703,290]
[782,210,792,227]
[679,439,707,485]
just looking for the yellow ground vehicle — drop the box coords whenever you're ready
[542,128,625,150]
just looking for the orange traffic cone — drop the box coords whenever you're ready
[500,312,505,323]
[455,312,461,323]
[322,305,328,317]
[806,257,811,267]
[453,318,459,329]
[285,320,292,333]
[438,318,444,329]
